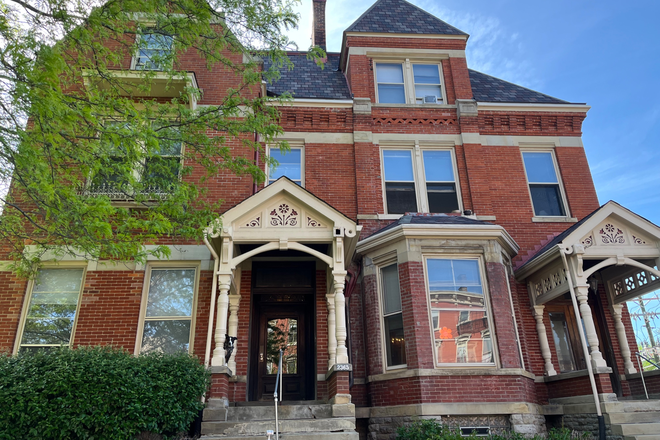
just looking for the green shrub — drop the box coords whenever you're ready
[0,346,210,440]
[396,419,477,440]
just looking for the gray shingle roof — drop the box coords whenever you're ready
[366,213,492,239]
[345,0,467,36]
[469,69,570,104]
[263,53,351,100]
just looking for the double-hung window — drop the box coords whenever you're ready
[138,267,197,354]
[268,146,303,185]
[134,30,173,71]
[142,125,183,192]
[426,258,494,365]
[381,264,406,367]
[522,151,567,217]
[382,148,460,215]
[17,268,85,353]
[375,62,445,104]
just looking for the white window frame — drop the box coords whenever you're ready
[134,262,201,355]
[13,263,87,355]
[380,144,462,216]
[520,149,570,220]
[374,59,447,105]
[376,255,407,371]
[422,255,499,368]
[130,28,174,71]
[266,143,305,187]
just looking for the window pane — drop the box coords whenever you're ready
[383,150,414,181]
[423,151,454,182]
[270,149,301,181]
[385,182,417,214]
[415,85,442,100]
[21,269,83,349]
[376,64,404,83]
[413,64,440,84]
[146,269,195,317]
[523,152,558,183]
[141,320,191,354]
[143,157,181,190]
[550,313,577,372]
[381,264,402,315]
[384,313,406,366]
[431,309,491,364]
[377,84,406,104]
[427,259,483,301]
[530,185,565,216]
[427,183,458,213]
[136,33,173,70]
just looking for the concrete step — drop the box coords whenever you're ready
[623,436,660,440]
[606,412,660,424]
[201,418,356,436]
[612,423,660,436]
[201,432,360,440]
[622,400,660,412]
[204,404,333,422]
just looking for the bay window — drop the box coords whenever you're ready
[426,258,494,365]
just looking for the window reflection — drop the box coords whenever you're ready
[266,318,298,375]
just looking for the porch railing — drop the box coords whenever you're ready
[635,352,660,399]
[273,349,283,440]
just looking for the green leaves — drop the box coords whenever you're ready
[0,0,321,276]
[0,346,210,440]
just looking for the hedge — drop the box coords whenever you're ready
[0,346,210,440]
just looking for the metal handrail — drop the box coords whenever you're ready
[635,351,660,400]
[273,349,283,440]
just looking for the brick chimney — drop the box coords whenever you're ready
[311,0,326,50]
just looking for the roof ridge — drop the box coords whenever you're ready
[468,68,569,104]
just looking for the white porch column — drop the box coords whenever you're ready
[211,275,231,367]
[327,293,337,370]
[333,272,349,364]
[576,285,608,368]
[612,304,637,374]
[227,294,241,373]
[533,305,557,376]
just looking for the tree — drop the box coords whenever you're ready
[0,0,321,276]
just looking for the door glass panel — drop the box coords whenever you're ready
[266,318,298,375]
[550,312,577,372]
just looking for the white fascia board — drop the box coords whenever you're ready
[344,32,468,41]
[356,223,519,256]
[477,102,591,113]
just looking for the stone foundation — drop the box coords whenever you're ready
[367,415,512,440]
[546,414,619,440]
[510,413,546,437]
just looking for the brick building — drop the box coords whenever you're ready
[2,0,660,438]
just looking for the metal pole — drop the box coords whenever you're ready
[636,353,649,399]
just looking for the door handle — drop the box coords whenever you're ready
[260,352,264,362]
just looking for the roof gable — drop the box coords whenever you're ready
[345,0,467,36]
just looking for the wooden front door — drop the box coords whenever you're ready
[249,262,315,401]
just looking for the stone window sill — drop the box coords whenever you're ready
[532,216,578,223]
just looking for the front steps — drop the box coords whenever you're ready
[605,400,660,440]
[201,402,359,440]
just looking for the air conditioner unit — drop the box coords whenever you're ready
[424,95,438,103]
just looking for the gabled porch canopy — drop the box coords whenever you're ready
[515,201,660,376]
[203,177,361,371]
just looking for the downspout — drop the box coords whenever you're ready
[253,129,259,195]
[559,245,606,440]
[204,233,220,368]
[344,265,361,389]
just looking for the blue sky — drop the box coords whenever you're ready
[288,0,660,226]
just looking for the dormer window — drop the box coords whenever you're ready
[375,61,445,105]
[133,30,173,71]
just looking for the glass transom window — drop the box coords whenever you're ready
[19,268,84,352]
[140,268,196,354]
[426,258,493,365]
[522,151,566,217]
[269,148,302,185]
